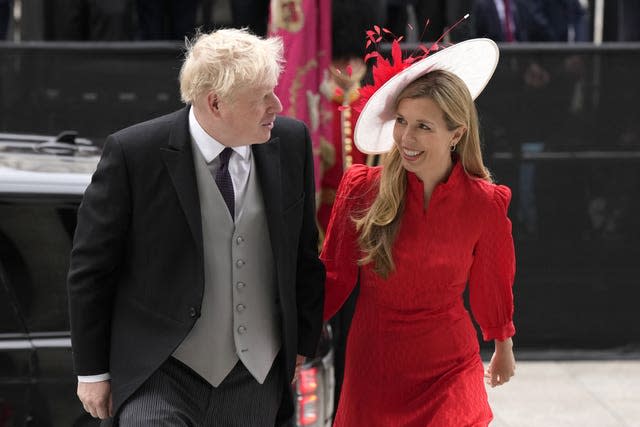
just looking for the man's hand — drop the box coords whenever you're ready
[293,354,306,384]
[77,380,113,419]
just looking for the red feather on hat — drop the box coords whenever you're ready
[353,15,471,114]
[354,31,433,114]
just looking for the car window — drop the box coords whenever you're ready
[0,197,80,333]
[0,269,23,334]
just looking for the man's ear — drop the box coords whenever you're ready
[207,92,221,116]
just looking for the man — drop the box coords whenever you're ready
[472,0,529,42]
[0,0,11,40]
[67,28,325,425]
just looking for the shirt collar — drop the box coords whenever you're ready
[188,107,250,162]
[407,158,464,193]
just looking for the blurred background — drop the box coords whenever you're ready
[2,0,639,350]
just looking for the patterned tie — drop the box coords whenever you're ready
[503,0,515,42]
[214,147,235,218]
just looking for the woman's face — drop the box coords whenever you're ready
[392,96,461,180]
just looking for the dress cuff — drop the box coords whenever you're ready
[482,321,516,341]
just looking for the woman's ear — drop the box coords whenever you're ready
[451,126,467,145]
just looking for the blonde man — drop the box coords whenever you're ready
[68,28,325,425]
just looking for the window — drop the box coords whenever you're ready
[0,197,80,333]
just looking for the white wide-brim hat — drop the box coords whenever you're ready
[354,38,499,155]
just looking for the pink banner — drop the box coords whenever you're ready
[269,0,332,192]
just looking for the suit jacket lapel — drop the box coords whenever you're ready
[160,107,203,255]
[253,138,283,271]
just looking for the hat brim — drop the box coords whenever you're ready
[354,38,499,155]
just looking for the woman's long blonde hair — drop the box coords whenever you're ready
[354,69,492,277]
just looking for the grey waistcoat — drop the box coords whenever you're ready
[172,146,282,386]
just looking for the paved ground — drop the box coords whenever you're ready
[486,356,640,426]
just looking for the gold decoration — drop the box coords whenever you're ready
[270,0,304,33]
[319,136,336,170]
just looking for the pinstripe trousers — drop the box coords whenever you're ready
[116,356,285,426]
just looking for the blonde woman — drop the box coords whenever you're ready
[322,39,516,426]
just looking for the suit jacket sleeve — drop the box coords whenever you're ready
[295,123,326,357]
[67,135,131,375]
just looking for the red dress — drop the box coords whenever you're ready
[321,162,516,427]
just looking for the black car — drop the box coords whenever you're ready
[0,132,334,427]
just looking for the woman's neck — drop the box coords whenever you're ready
[417,158,454,201]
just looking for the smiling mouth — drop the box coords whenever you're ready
[402,148,424,158]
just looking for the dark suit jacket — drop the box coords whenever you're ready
[67,107,325,414]
[523,0,586,42]
[471,0,530,42]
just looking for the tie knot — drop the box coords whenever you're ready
[219,147,233,165]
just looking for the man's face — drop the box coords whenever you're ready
[215,84,283,146]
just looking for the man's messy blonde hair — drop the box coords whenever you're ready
[179,28,284,104]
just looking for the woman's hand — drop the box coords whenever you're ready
[485,337,516,387]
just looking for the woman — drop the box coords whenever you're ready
[321,38,516,426]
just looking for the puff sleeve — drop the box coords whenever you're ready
[468,184,516,341]
[321,164,372,321]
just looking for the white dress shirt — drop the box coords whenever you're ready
[188,106,252,218]
[78,107,253,383]
[493,0,518,36]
